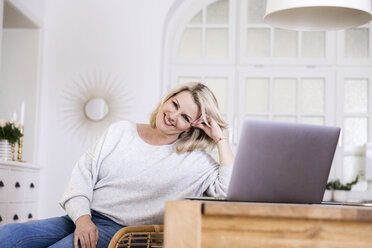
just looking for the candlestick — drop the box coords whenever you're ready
[17,127,24,162]
[11,143,15,161]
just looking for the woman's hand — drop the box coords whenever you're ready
[74,215,99,248]
[191,115,224,142]
[192,115,234,166]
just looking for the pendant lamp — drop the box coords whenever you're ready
[264,0,372,31]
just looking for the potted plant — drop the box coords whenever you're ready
[325,176,359,202]
[0,120,23,143]
[0,120,23,160]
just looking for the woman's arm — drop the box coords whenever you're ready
[192,116,234,166]
[60,122,125,248]
[215,137,234,166]
[60,137,105,248]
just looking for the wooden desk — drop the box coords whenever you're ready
[164,200,372,248]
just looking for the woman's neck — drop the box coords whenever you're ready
[136,123,178,146]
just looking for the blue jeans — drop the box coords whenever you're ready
[0,210,125,248]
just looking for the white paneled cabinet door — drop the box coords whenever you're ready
[239,68,334,125]
[336,69,372,190]
[238,67,337,175]
[174,0,235,64]
[338,23,372,65]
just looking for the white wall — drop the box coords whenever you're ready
[38,0,176,218]
[16,0,44,21]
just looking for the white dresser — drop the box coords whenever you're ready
[0,160,40,226]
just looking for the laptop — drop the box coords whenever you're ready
[186,118,341,204]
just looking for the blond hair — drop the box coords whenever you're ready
[150,82,227,154]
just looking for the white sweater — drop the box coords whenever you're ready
[59,120,232,225]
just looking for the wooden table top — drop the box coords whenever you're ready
[179,200,372,222]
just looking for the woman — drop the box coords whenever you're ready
[0,82,234,248]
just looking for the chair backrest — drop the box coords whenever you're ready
[108,225,164,248]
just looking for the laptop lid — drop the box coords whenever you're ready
[226,119,340,204]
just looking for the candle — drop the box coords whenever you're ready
[20,102,25,126]
[12,111,17,121]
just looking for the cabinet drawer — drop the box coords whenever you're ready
[21,202,38,222]
[8,169,27,202]
[0,168,10,203]
[8,169,39,202]
[7,202,38,223]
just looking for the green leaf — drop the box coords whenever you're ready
[326,176,359,191]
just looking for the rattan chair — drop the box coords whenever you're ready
[108,225,164,248]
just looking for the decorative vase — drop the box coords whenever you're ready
[333,190,349,202]
[0,139,12,160]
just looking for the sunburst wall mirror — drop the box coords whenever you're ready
[60,72,133,145]
[84,97,109,121]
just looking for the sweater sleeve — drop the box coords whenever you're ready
[204,165,233,197]
[200,152,233,198]
[59,122,124,223]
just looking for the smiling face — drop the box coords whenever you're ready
[155,90,200,139]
